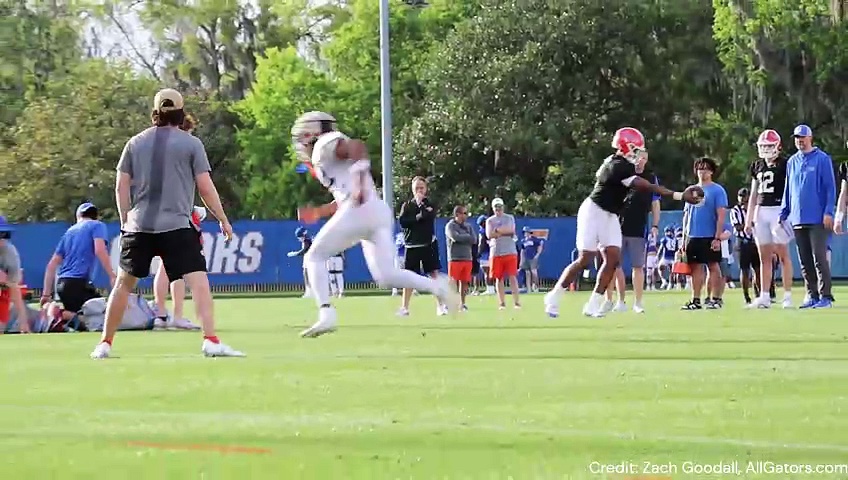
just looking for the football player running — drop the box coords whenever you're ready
[291,111,458,337]
[544,128,701,318]
[744,129,793,308]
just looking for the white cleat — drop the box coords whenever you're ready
[433,274,460,314]
[782,294,792,309]
[202,339,246,357]
[300,307,338,338]
[747,296,770,309]
[436,304,449,316]
[90,342,111,359]
[583,302,605,318]
[633,302,645,314]
[599,300,614,315]
[170,317,201,330]
[396,307,410,317]
[543,291,559,318]
[613,301,627,313]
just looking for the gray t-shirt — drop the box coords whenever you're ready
[486,214,518,257]
[0,242,21,284]
[117,126,211,233]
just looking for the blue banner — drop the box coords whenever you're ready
[7,211,848,289]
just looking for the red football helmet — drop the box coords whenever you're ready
[612,127,646,163]
[756,129,781,160]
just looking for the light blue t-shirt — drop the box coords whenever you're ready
[684,182,729,239]
[55,220,108,279]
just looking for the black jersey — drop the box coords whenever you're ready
[749,157,787,207]
[589,155,638,214]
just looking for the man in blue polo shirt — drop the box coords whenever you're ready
[41,203,116,321]
[780,124,835,308]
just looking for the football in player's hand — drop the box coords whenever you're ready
[682,185,705,205]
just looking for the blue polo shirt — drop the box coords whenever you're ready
[683,182,729,239]
[55,220,108,279]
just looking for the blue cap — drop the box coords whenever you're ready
[476,215,487,225]
[793,124,813,137]
[76,202,96,217]
[522,226,531,232]
[295,227,307,238]
[295,163,309,174]
[0,215,13,232]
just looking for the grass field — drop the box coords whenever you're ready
[3,288,848,479]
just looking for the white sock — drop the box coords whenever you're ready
[385,268,439,293]
[333,273,344,294]
[306,260,331,307]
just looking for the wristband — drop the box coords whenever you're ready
[672,192,683,201]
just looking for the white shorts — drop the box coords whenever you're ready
[575,198,622,251]
[754,205,791,245]
[645,254,658,269]
[658,256,675,267]
[327,256,344,272]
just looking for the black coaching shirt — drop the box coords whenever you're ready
[620,171,660,237]
[749,157,787,207]
[589,155,639,215]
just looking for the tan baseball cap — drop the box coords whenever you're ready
[153,88,184,112]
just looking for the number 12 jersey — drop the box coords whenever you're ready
[749,158,787,207]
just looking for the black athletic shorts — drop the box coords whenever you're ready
[685,237,722,265]
[738,242,760,271]
[56,277,100,313]
[119,228,206,280]
[403,241,441,274]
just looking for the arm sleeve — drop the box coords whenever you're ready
[117,140,133,175]
[93,222,108,241]
[780,159,793,221]
[398,202,416,228]
[822,154,836,217]
[3,244,21,283]
[192,138,212,176]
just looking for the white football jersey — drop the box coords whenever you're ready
[311,131,376,204]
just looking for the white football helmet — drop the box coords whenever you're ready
[291,111,337,161]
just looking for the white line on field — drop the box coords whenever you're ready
[0,404,846,454]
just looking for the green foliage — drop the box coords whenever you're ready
[0,60,155,222]
[233,47,340,219]
[399,0,734,215]
[2,0,847,223]
[713,0,848,153]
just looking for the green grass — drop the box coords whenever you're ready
[3,289,848,479]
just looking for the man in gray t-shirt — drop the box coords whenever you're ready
[485,197,521,309]
[0,217,28,333]
[90,88,243,359]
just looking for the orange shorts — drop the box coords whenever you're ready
[448,260,472,283]
[0,288,10,324]
[490,254,518,280]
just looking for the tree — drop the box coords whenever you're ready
[713,0,848,155]
[0,1,83,143]
[0,60,156,222]
[398,0,733,215]
[233,47,346,219]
